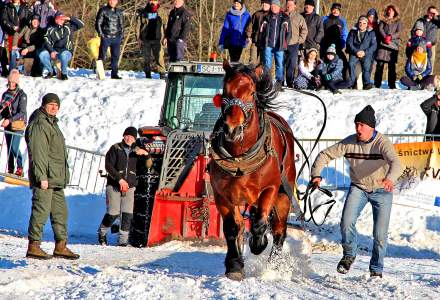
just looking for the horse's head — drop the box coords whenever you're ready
[217,60,265,142]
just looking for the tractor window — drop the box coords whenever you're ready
[162,73,223,131]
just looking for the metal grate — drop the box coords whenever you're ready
[159,130,210,190]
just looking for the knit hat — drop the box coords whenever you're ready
[304,0,315,6]
[326,44,337,55]
[8,69,20,84]
[271,0,281,6]
[366,8,377,18]
[123,126,138,139]
[261,0,271,4]
[354,105,376,128]
[234,0,243,4]
[414,21,424,32]
[331,3,342,10]
[416,40,427,52]
[32,14,40,21]
[42,93,61,107]
[358,15,368,23]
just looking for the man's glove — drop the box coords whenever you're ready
[325,74,332,81]
[384,35,392,44]
[417,74,423,81]
[217,44,224,53]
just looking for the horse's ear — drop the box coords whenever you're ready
[255,64,264,81]
[223,58,231,72]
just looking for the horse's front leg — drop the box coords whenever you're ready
[249,187,277,255]
[218,204,245,281]
[270,193,290,257]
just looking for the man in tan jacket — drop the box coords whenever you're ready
[311,105,402,278]
[285,0,307,87]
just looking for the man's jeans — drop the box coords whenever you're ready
[99,36,122,76]
[341,185,392,273]
[348,55,373,87]
[264,47,284,82]
[39,50,72,75]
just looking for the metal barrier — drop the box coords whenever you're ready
[0,129,106,194]
[295,134,440,191]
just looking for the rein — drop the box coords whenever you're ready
[286,88,336,227]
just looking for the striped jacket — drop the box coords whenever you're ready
[43,17,84,53]
[311,132,402,192]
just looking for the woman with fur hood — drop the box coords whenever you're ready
[374,5,402,89]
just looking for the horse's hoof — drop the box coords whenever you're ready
[249,234,268,255]
[225,271,244,281]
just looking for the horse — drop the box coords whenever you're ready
[208,60,298,281]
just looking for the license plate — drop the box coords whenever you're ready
[197,64,224,74]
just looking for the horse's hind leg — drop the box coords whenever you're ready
[270,193,291,257]
[221,206,245,281]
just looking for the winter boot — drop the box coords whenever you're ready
[26,240,52,260]
[337,255,356,274]
[53,240,80,260]
[98,232,107,246]
[370,271,383,278]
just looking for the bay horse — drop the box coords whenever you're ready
[209,60,299,281]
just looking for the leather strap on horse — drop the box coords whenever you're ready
[210,113,275,177]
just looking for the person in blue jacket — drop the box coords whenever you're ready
[218,0,251,62]
[321,3,348,78]
[346,15,377,89]
[400,42,436,90]
[318,44,351,94]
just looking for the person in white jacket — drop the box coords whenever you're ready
[293,47,320,89]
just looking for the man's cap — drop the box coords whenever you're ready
[304,0,315,7]
[354,105,376,128]
[261,0,271,4]
[123,126,138,139]
[331,3,342,10]
[42,93,61,107]
[358,15,368,23]
[271,0,281,7]
[54,11,65,19]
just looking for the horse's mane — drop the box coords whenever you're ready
[224,63,279,111]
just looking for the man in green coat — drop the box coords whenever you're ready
[25,93,79,260]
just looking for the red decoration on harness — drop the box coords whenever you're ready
[213,94,222,108]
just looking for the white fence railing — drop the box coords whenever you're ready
[0,129,106,194]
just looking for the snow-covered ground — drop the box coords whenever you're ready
[0,70,439,299]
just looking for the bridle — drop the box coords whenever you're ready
[221,96,255,130]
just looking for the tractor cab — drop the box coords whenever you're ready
[159,62,224,132]
[130,62,227,247]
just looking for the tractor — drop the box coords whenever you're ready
[129,61,226,247]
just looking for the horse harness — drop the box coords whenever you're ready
[209,108,303,219]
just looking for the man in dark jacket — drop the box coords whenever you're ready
[164,0,192,62]
[346,16,377,90]
[137,0,166,78]
[260,0,291,87]
[39,11,84,80]
[301,0,323,52]
[420,90,440,141]
[11,15,45,76]
[321,3,348,78]
[411,6,440,71]
[97,127,148,246]
[96,0,124,79]
[1,0,32,37]
[25,93,79,260]
[0,69,26,176]
[246,0,270,64]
